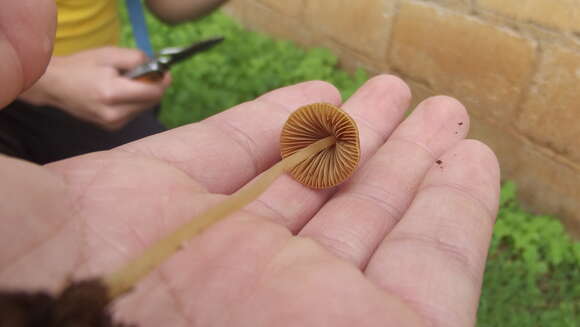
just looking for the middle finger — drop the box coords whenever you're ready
[247,74,411,232]
[299,96,469,268]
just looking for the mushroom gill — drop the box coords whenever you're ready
[281,103,360,188]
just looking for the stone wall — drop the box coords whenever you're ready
[224,0,580,236]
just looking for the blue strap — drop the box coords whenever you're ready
[125,0,154,58]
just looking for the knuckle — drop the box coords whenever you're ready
[96,87,116,106]
[145,87,165,100]
[98,109,123,125]
[137,51,148,62]
[129,50,147,65]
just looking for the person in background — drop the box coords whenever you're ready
[0,0,228,164]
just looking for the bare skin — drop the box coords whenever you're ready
[0,76,499,327]
[19,47,172,130]
[1,2,499,326]
[0,0,56,108]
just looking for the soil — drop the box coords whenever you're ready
[0,279,133,327]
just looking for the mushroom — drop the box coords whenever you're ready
[0,103,361,326]
[281,102,360,188]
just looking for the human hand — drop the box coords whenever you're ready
[0,0,56,108]
[19,46,171,130]
[0,76,499,326]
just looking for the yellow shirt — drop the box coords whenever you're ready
[54,0,120,56]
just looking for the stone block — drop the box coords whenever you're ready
[226,0,320,47]
[469,116,580,237]
[390,1,537,122]
[516,46,580,163]
[478,0,580,32]
[304,0,394,60]
[425,0,472,11]
[256,0,305,17]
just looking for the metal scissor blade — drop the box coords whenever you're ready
[164,36,225,66]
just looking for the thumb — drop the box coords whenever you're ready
[0,0,57,108]
[97,46,149,71]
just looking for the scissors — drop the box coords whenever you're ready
[124,36,225,82]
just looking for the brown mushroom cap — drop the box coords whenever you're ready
[280,103,360,189]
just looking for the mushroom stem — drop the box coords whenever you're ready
[104,136,336,300]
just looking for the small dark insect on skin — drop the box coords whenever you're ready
[458,122,463,126]
[436,160,443,165]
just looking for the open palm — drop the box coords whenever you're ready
[0,76,499,327]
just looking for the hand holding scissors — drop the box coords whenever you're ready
[125,36,224,82]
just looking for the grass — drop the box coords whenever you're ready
[478,182,580,326]
[120,9,367,128]
[121,8,580,326]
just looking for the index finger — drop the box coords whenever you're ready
[119,81,342,193]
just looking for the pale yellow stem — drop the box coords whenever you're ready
[105,136,336,300]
